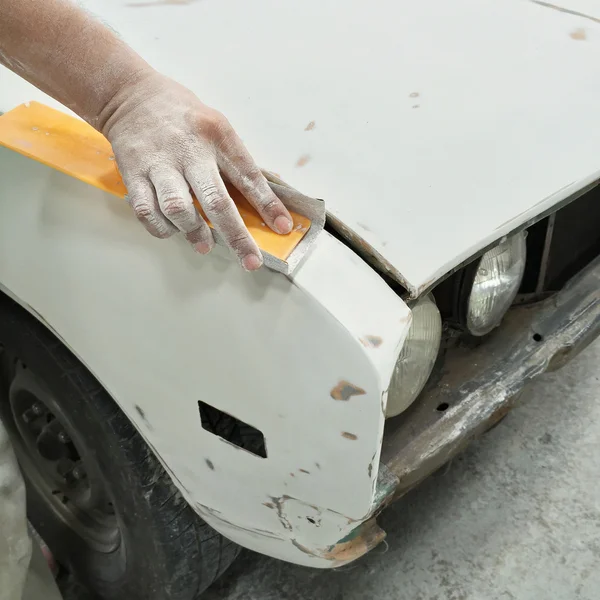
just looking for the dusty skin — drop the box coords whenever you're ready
[0,0,292,270]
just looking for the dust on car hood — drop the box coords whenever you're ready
[1,0,599,297]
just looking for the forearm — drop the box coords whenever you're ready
[0,0,293,269]
[0,0,152,130]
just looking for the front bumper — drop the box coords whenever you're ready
[356,255,600,552]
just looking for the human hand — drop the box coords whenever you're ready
[101,71,293,271]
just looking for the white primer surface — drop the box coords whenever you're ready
[2,0,600,564]
[0,149,411,565]
[2,0,600,293]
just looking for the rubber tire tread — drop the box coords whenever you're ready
[0,294,239,599]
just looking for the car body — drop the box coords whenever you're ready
[0,0,599,577]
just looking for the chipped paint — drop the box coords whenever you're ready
[291,520,385,566]
[134,404,153,430]
[269,495,294,531]
[304,120,316,131]
[570,28,586,40]
[205,458,215,470]
[360,335,383,348]
[341,431,358,440]
[330,380,367,401]
[299,468,310,474]
[196,503,222,516]
[367,448,377,489]
[296,154,311,167]
[291,538,314,556]
[198,504,286,541]
[370,464,400,514]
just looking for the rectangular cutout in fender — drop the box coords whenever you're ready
[198,401,267,458]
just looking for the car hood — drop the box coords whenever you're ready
[2,0,600,295]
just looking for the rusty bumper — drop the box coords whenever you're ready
[269,257,599,568]
[302,257,599,566]
[375,254,599,512]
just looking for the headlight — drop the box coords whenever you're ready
[466,231,527,336]
[386,294,442,418]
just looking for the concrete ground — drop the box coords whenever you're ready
[32,339,599,600]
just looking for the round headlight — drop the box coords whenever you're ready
[466,231,526,336]
[386,294,442,418]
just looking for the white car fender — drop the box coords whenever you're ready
[0,148,412,566]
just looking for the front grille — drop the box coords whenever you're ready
[519,181,600,299]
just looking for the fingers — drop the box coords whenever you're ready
[126,178,177,239]
[185,164,263,271]
[150,169,214,254]
[216,130,293,235]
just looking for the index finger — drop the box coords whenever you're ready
[216,132,293,235]
[184,164,263,271]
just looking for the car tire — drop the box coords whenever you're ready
[0,293,239,599]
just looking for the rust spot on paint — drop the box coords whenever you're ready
[290,472,295,477]
[292,519,385,566]
[299,469,310,474]
[322,520,385,564]
[304,120,316,131]
[330,380,367,401]
[360,335,383,349]
[570,28,586,40]
[205,459,215,470]
[409,92,419,98]
[296,154,311,167]
[341,432,358,440]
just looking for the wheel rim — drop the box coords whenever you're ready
[1,349,120,553]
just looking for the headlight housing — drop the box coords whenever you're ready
[386,294,442,418]
[466,231,527,336]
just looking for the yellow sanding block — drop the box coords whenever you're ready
[0,101,325,274]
